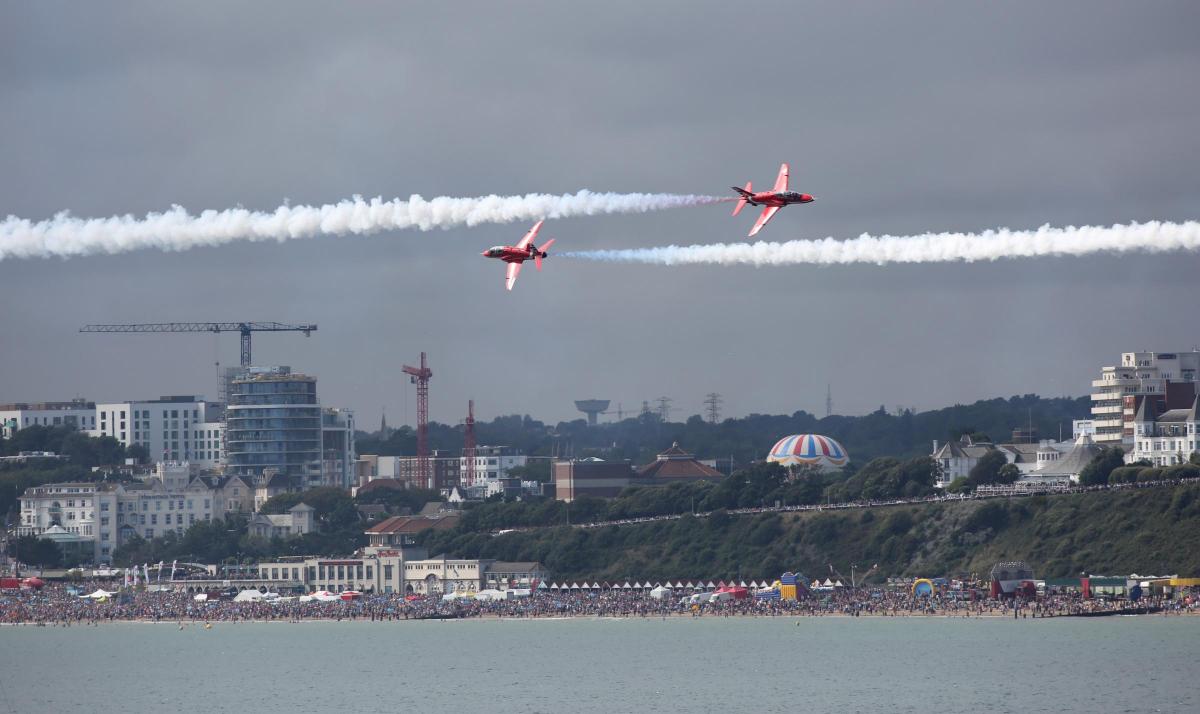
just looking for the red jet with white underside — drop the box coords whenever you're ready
[481,220,556,291]
[731,162,814,237]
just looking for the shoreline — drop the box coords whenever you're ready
[6,610,1195,626]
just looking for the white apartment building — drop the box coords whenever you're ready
[461,445,527,497]
[18,462,252,564]
[0,400,97,437]
[1129,397,1199,466]
[94,396,224,468]
[1090,351,1200,446]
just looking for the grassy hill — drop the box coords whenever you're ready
[422,482,1200,582]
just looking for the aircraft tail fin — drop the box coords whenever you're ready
[731,181,752,216]
[535,238,555,270]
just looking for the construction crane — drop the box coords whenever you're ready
[463,399,476,489]
[79,322,317,368]
[402,352,432,490]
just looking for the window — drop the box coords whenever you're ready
[150,514,157,525]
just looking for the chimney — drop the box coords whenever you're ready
[932,440,939,454]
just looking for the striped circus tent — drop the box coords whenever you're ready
[767,434,849,469]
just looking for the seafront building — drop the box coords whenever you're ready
[17,462,254,563]
[931,435,1083,488]
[1129,396,1199,466]
[1089,350,1200,446]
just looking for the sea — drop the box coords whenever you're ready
[1,616,1196,713]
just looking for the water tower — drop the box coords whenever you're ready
[574,399,610,426]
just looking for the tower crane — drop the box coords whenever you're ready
[401,352,432,490]
[79,322,317,368]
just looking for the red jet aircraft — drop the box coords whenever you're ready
[481,220,556,291]
[731,162,814,237]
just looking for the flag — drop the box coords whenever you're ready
[170,560,177,581]
[143,563,150,584]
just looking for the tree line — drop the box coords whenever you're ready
[356,394,1089,468]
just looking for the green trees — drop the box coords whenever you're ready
[7,535,63,568]
[353,394,1090,469]
[967,450,1008,487]
[1079,447,1126,486]
[827,456,937,502]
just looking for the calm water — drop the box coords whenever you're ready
[1,617,1196,713]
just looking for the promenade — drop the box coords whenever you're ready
[518,476,1198,535]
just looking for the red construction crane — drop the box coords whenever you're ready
[463,399,476,488]
[401,352,432,489]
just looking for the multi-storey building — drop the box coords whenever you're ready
[1090,351,1200,446]
[225,367,323,488]
[1129,396,1199,466]
[17,462,252,563]
[94,396,224,468]
[0,399,97,437]
[321,407,356,490]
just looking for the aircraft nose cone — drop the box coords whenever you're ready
[801,194,814,202]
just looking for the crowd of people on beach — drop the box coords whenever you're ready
[2,581,1195,626]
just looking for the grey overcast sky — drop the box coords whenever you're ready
[2,1,1198,426]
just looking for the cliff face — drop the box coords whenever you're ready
[427,483,1200,581]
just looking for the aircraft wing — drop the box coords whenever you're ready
[505,261,523,291]
[748,206,781,237]
[515,220,544,251]
[773,163,789,192]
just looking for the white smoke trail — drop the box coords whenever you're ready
[562,221,1200,266]
[0,191,722,261]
